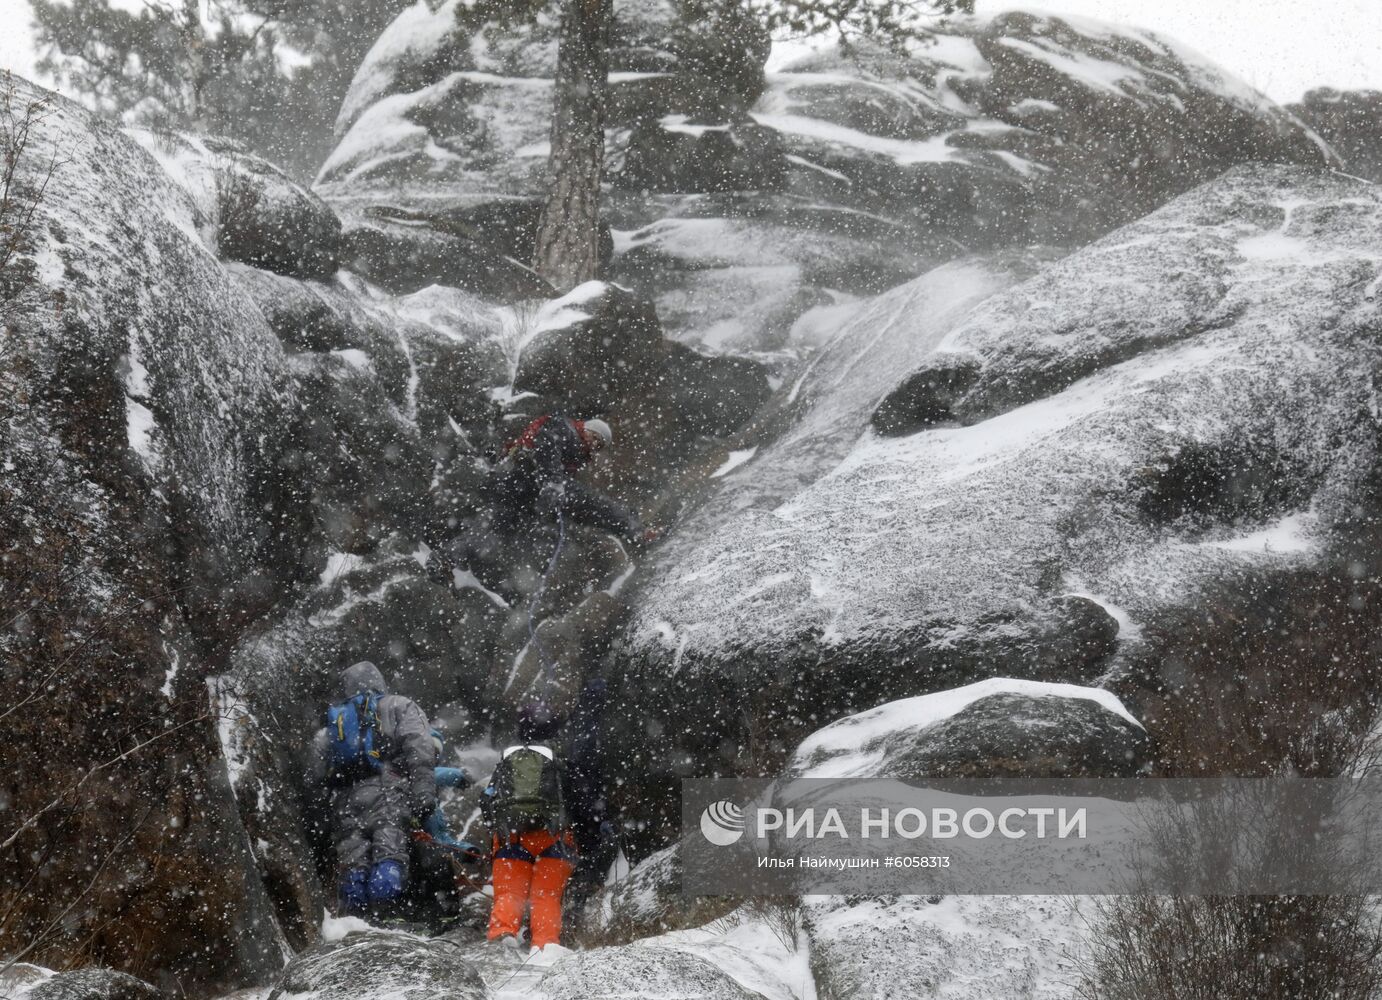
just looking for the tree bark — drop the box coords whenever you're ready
[533,0,612,291]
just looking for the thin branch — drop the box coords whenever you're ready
[0,715,209,854]
[0,805,154,978]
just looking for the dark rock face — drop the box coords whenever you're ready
[126,129,343,279]
[2,78,518,989]
[514,283,668,414]
[513,282,770,430]
[871,357,983,435]
[889,691,1149,779]
[616,117,787,193]
[2,81,292,989]
[267,933,486,1000]
[29,970,170,1000]
[340,214,556,300]
[1289,89,1382,184]
[511,281,771,511]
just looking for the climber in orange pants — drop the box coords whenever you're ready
[488,828,578,948]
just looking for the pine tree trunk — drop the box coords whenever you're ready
[533,0,612,291]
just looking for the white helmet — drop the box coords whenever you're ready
[582,418,614,446]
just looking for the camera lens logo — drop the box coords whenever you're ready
[700,800,745,847]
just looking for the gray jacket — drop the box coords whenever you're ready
[310,661,438,819]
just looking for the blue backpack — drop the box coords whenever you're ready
[324,693,384,783]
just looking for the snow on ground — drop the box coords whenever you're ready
[320,913,377,943]
[483,908,813,1000]
[803,894,1085,1000]
[712,448,758,479]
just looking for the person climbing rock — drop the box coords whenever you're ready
[486,415,649,547]
[562,679,618,915]
[482,744,578,950]
[309,661,438,920]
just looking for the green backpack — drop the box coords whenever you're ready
[488,746,563,834]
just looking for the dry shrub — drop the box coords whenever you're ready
[1136,570,1382,777]
[1078,895,1382,1000]
[1081,567,1382,1000]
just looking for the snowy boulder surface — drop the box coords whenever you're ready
[537,948,762,1000]
[27,971,170,1000]
[786,679,1147,780]
[759,13,1333,249]
[804,895,1082,1000]
[267,932,485,1000]
[536,909,812,1000]
[616,163,1382,760]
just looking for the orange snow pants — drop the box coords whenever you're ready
[488,830,577,949]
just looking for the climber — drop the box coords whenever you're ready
[486,415,650,547]
[482,743,578,950]
[309,661,438,920]
[562,678,618,913]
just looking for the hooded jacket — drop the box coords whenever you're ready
[310,662,438,819]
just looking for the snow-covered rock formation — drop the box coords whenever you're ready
[8,2,1380,995]
[316,3,1332,355]
[786,678,1147,780]
[1,75,302,987]
[804,894,1083,1000]
[1290,88,1382,184]
[615,163,1382,767]
[268,933,486,1000]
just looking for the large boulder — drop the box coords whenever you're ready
[2,78,290,990]
[267,932,486,1000]
[786,678,1148,780]
[575,841,745,947]
[514,282,770,429]
[758,14,1334,249]
[2,76,515,988]
[613,164,1382,770]
[1289,89,1382,184]
[539,907,809,1000]
[339,215,553,300]
[514,282,668,413]
[126,129,343,278]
